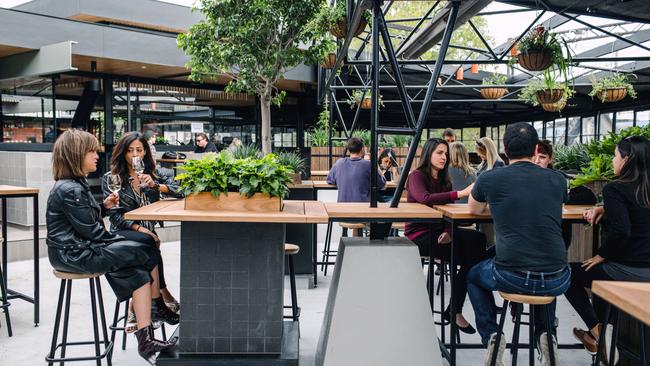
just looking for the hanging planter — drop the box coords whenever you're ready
[599,88,627,103]
[589,74,637,103]
[518,50,553,71]
[509,39,518,57]
[536,88,564,104]
[541,98,566,112]
[348,89,383,110]
[329,18,368,38]
[514,26,570,73]
[359,97,372,110]
[480,88,507,100]
[321,53,338,68]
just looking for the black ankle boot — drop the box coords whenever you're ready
[152,297,179,325]
[134,324,177,365]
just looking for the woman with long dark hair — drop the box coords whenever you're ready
[47,130,176,364]
[378,148,401,202]
[566,136,650,359]
[406,138,488,334]
[102,132,183,333]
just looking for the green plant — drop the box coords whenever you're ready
[553,144,590,172]
[277,150,306,174]
[516,26,573,92]
[230,144,262,159]
[347,89,384,109]
[588,73,637,102]
[519,79,575,106]
[586,124,650,157]
[351,129,371,147]
[570,154,616,188]
[308,101,334,147]
[176,152,291,198]
[178,0,330,154]
[154,135,168,145]
[481,73,507,86]
[387,135,412,148]
[315,1,371,33]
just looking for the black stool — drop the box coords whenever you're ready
[284,243,301,322]
[490,292,557,366]
[46,270,113,366]
[321,222,365,276]
[0,259,12,337]
[109,298,167,351]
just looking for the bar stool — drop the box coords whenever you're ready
[0,254,12,337]
[489,291,557,366]
[284,243,300,322]
[391,222,406,237]
[321,222,366,276]
[109,298,166,351]
[46,270,113,366]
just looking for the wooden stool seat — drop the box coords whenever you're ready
[392,222,406,230]
[498,291,555,305]
[53,270,102,280]
[339,222,365,230]
[284,243,300,255]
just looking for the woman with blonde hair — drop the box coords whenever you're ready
[448,142,476,203]
[475,137,505,175]
[46,129,176,364]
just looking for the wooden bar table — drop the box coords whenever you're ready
[286,181,318,282]
[432,203,595,365]
[125,199,328,366]
[592,281,650,365]
[0,185,40,326]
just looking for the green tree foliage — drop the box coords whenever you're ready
[178,0,330,154]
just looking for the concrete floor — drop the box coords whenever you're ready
[0,190,596,365]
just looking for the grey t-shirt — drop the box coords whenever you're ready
[471,161,568,272]
[327,157,386,202]
[448,166,476,203]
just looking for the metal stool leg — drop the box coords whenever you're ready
[324,223,337,277]
[47,280,66,366]
[0,263,11,337]
[121,299,129,350]
[321,221,332,273]
[490,300,509,366]
[511,304,522,366]
[640,323,647,366]
[94,278,112,366]
[609,309,620,366]
[544,304,556,366]
[109,299,120,348]
[161,323,167,341]
[89,279,102,366]
[529,305,535,366]
[289,254,299,321]
[60,280,73,366]
[594,302,611,366]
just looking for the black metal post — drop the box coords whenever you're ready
[389,0,460,208]
[370,0,380,208]
[127,77,132,132]
[52,77,58,140]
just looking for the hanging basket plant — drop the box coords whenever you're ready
[348,89,383,110]
[321,53,338,68]
[480,73,508,100]
[519,78,575,109]
[514,26,571,72]
[536,88,564,104]
[318,1,371,39]
[588,73,637,103]
[541,98,567,112]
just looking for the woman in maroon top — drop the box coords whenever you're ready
[406,138,488,334]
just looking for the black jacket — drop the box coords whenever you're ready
[46,178,121,250]
[194,142,218,153]
[101,169,183,232]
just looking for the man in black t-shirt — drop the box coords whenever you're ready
[467,123,570,366]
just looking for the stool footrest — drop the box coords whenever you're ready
[45,341,113,363]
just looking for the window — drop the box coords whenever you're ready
[544,121,554,141]
[615,111,634,132]
[567,117,580,146]
[582,116,596,143]
[554,118,566,146]
[599,113,614,139]
[637,110,649,127]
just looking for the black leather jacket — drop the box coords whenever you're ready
[101,169,183,232]
[46,178,121,250]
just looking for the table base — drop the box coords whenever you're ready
[157,322,299,366]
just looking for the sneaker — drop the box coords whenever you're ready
[601,323,619,366]
[484,333,507,366]
[165,299,180,315]
[538,332,560,366]
[573,327,598,355]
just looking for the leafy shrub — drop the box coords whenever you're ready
[277,150,306,174]
[553,144,590,172]
[588,73,637,102]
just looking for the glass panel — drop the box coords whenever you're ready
[582,116,596,143]
[615,111,634,132]
[554,118,566,146]
[599,113,613,138]
[533,121,543,138]
[567,117,580,145]
[460,127,480,151]
[544,121,554,141]
[636,110,649,127]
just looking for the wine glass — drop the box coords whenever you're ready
[132,156,147,188]
[107,174,122,208]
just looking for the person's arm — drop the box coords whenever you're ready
[599,184,631,259]
[468,177,490,215]
[326,163,337,185]
[61,186,111,241]
[154,168,184,198]
[407,171,457,207]
[100,174,136,231]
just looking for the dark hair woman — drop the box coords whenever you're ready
[102,132,183,333]
[378,148,401,203]
[566,136,650,359]
[47,130,176,363]
[405,138,488,334]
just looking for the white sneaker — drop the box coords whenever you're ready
[538,332,560,366]
[602,323,619,365]
[484,333,507,366]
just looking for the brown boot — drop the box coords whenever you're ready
[573,326,598,355]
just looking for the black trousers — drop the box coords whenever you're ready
[114,230,167,290]
[412,228,488,312]
[564,262,615,330]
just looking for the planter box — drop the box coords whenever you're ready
[290,172,302,185]
[184,192,282,212]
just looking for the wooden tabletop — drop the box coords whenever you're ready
[592,281,650,326]
[124,199,329,224]
[313,181,398,190]
[433,203,594,220]
[288,181,314,189]
[156,158,187,163]
[0,185,39,195]
[324,202,442,220]
[310,170,329,176]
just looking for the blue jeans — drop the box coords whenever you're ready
[467,258,571,346]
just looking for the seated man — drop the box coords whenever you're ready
[327,137,386,203]
[467,123,571,366]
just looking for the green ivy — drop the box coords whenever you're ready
[176,152,292,198]
[481,73,507,86]
[588,73,637,102]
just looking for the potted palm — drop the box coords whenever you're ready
[349,89,383,110]
[480,73,508,100]
[176,152,291,212]
[588,73,637,103]
[515,26,570,72]
[277,150,307,184]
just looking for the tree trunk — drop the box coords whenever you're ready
[260,97,272,154]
